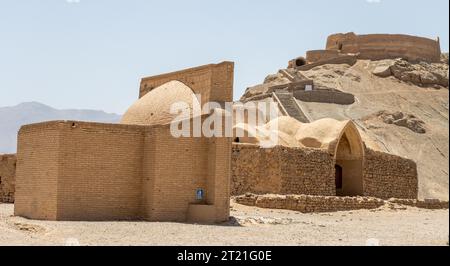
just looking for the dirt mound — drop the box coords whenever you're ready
[241,59,449,200]
[299,61,449,200]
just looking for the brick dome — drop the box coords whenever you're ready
[121,80,200,126]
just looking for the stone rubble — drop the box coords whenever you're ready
[235,193,449,213]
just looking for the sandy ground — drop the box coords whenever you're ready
[0,201,448,246]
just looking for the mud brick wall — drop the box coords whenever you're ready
[57,121,146,221]
[14,121,146,220]
[0,154,16,203]
[14,123,62,220]
[294,89,355,105]
[142,126,209,222]
[231,144,335,196]
[363,149,418,199]
[306,50,341,64]
[14,119,232,223]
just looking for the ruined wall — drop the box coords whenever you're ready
[139,61,234,105]
[294,90,355,105]
[0,154,16,203]
[326,33,441,63]
[363,149,418,199]
[306,50,341,64]
[231,144,335,196]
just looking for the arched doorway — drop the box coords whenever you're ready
[334,123,364,196]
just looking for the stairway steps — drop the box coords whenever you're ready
[274,92,310,123]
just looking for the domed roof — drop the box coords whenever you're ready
[294,118,349,150]
[121,81,200,126]
[234,116,364,156]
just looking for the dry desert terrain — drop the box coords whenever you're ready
[0,201,448,246]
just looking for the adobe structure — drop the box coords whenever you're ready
[13,62,234,223]
[231,117,418,199]
[289,32,442,69]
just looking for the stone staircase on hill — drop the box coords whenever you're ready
[273,92,310,123]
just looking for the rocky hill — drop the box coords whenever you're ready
[0,102,121,154]
[242,57,449,200]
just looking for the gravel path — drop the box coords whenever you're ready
[0,202,448,246]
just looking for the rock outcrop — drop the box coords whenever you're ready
[373,111,426,134]
[372,59,449,88]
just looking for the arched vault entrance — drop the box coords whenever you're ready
[333,122,364,196]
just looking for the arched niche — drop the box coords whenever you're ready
[333,122,365,196]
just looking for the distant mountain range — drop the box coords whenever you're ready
[0,102,121,154]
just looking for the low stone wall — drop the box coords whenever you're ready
[306,50,341,64]
[235,194,386,213]
[388,198,449,210]
[0,154,16,203]
[294,89,355,105]
[363,149,418,199]
[231,144,335,196]
[235,194,449,213]
[296,54,358,71]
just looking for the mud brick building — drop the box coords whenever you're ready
[14,62,234,223]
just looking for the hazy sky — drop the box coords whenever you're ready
[0,0,448,114]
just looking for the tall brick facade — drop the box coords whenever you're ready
[140,62,234,105]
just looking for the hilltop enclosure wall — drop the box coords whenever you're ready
[326,33,441,63]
